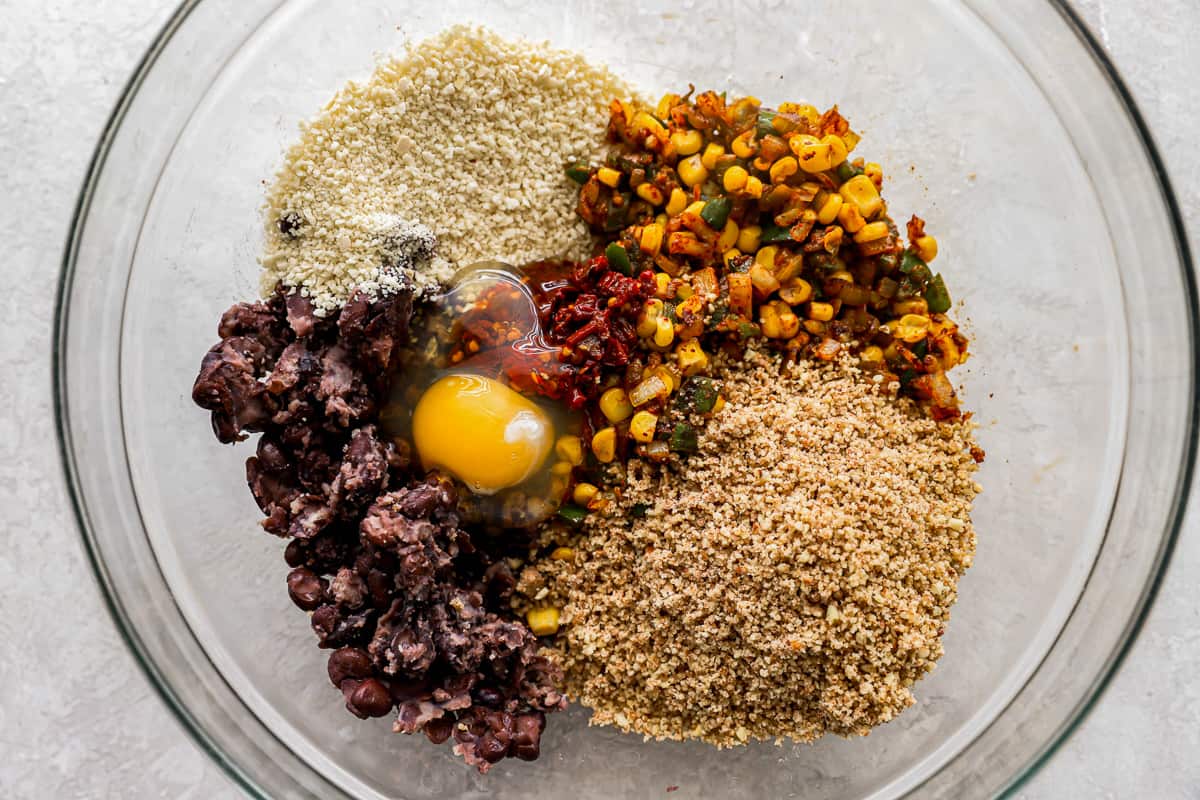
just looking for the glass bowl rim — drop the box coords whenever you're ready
[52,1,1199,797]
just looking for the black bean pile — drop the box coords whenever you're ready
[192,286,566,771]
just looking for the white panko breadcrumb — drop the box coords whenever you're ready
[261,25,637,314]
[526,347,981,747]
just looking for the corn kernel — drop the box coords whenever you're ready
[860,345,885,363]
[675,340,709,376]
[717,219,740,253]
[754,245,779,270]
[817,192,843,225]
[842,129,861,152]
[630,410,659,443]
[526,607,560,636]
[668,231,707,258]
[654,316,675,348]
[759,302,783,338]
[654,272,672,298]
[555,435,584,466]
[550,546,577,561]
[572,481,599,507]
[678,155,708,188]
[744,175,764,199]
[640,222,665,255]
[823,225,844,252]
[597,167,621,188]
[823,134,849,166]
[915,235,939,262]
[637,299,663,338]
[700,142,725,170]
[599,387,634,423]
[670,129,704,156]
[631,112,667,140]
[737,225,762,253]
[723,165,749,192]
[656,93,680,119]
[769,155,799,183]
[790,134,834,173]
[839,174,882,219]
[711,395,726,414]
[776,304,801,338]
[864,162,884,186]
[550,460,574,477]
[900,313,931,331]
[778,278,813,305]
[808,301,835,322]
[892,297,929,315]
[731,130,757,159]
[748,263,781,295]
[649,365,677,393]
[591,427,617,463]
[837,202,866,234]
[675,282,694,300]
[722,247,744,268]
[854,221,890,243]
[803,319,826,335]
[636,183,664,205]
[666,187,688,216]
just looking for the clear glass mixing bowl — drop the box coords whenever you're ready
[55,0,1196,797]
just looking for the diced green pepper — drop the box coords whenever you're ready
[700,197,732,230]
[689,377,719,413]
[668,423,699,454]
[756,110,778,139]
[565,164,591,184]
[605,242,633,276]
[835,161,864,183]
[900,250,926,275]
[603,195,631,232]
[737,321,763,339]
[911,339,929,359]
[760,224,792,244]
[630,502,650,518]
[557,504,588,525]
[925,273,952,313]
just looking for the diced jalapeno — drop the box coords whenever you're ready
[557,504,588,525]
[925,273,952,313]
[605,242,633,275]
[565,164,591,184]
[700,197,732,230]
[668,423,699,454]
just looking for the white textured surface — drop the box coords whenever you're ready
[0,1,1195,798]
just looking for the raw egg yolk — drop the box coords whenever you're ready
[411,374,554,495]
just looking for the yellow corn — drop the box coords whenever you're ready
[731,130,757,158]
[550,545,577,561]
[526,607,560,637]
[666,187,689,216]
[649,365,678,393]
[711,395,726,414]
[631,111,667,140]
[754,245,779,270]
[791,134,834,173]
[640,222,665,256]
[769,156,799,183]
[854,221,890,243]
[759,302,783,338]
[776,303,801,338]
[684,200,707,217]
[915,235,939,263]
[572,482,599,507]
[675,340,709,376]
[629,410,659,443]
[892,297,929,315]
[675,282,694,300]
[550,460,574,477]
[678,155,708,188]
[723,165,749,192]
[599,387,634,423]
[555,435,584,466]
[900,313,931,331]
[808,301,835,322]
[778,278,813,305]
[737,225,762,253]
[837,202,866,234]
[591,427,617,463]
[864,162,884,186]
[636,183,664,206]
[823,225,844,252]
[860,345,885,364]
[654,272,672,298]
[637,299,664,338]
[839,175,882,219]
[803,319,826,335]
[717,220,740,253]
[671,129,704,156]
[722,247,744,268]
[744,175,764,199]
[886,318,929,344]
[597,167,621,188]
[654,316,675,348]
[656,93,680,119]
[668,231,707,258]
[749,263,781,295]
[823,134,849,166]
[781,102,820,123]
[700,142,724,170]
[842,129,861,152]
[817,192,844,225]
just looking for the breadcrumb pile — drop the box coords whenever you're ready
[525,347,981,746]
[261,26,634,313]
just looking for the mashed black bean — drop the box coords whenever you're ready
[192,286,565,771]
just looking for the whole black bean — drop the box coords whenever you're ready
[283,539,307,568]
[350,678,393,718]
[287,567,326,610]
[327,647,373,687]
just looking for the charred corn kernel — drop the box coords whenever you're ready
[555,435,584,466]
[754,245,779,270]
[654,316,675,348]
[860,345,885,363]
[773,250,803,283]
[837,202,866,234]
[823,134,849,166]
[783,102,820,123]
[892,297,929,315]
[572,481,600,507]
[791,134,834,173]
[675,340,709,376]
[597,167,621,188]
[731,130,757,158]
[675,283,694,300]
[636,183,664,206]
[666,187,689,216]
[737,225,762,253]
[842,129,861,152]
[864,162,884,186]
[744,175,764,199]
[900,313,931,331]
[671,129,704,156]
[717,219,740,253]
[591,427,617,463]
[839,174,882,219]
[817,192,844,225]
[656,93,681,119]
[759,302,783,338]
[915,235,939,262]
[829,269,855,285]
[632,111,667,140]
[886,319,928,344]
[526,607,560,636]
[777,306,801,338]
[778,278,813,305]
[769,156,799,183]
[700,142,724,170]
[803,319,826,335]
[599,387,634,423]
[637,298,664,338]
[668,231,707,258]
[749,263,781,295]
[640,222,665,255]
[723,165,749,192]
[550,546,577,561]
[711,395,726,414]
[653,272,672,297]
[823,225,844,252]
[854,221,890,243]
[808,301,835,322]
[629,410,659,443]
[678,154,708,188]
[722,247,744,268]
